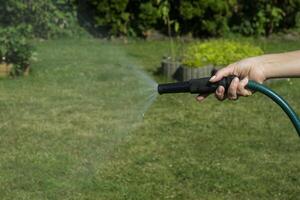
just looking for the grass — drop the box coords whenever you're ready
[0,37,300,199]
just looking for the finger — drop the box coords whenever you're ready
[215,86,225,101]
[228,77,239,100]
[196,94,209,102]
[210,65,234,83]
[237,77,252,97]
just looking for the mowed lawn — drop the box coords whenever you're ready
[0,38,300,199]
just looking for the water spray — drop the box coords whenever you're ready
[158,74,300,137]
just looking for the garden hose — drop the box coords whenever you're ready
[246,80,300,137]
[158,77,300,137]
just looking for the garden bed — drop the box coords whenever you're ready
[161,59,215,81]
[161,59,284,84]
[161,39,265,82]
[161,58,181,80]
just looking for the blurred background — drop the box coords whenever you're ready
[2,0,300,38]
[0,1,300,199]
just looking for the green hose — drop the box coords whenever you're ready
[247,80,300,137]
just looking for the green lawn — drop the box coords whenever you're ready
[0,38,300,199]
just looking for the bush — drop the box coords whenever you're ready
[86,0,164,37]
[178,0,237,36]
[231,0,300,36]
[87,0,237,37]
[136,1,162,37]
[87,0,131,37]
[182,40,264,68]
[0,0,80,38]
[0,26,34,75]
[84,0,300,37]
[2,0,300,38]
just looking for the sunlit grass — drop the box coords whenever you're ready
[0,38,300,199]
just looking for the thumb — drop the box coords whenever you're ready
[209,65,234,83]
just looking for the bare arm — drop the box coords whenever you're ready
[262,50,300,79]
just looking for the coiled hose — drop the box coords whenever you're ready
[247,80,300,137]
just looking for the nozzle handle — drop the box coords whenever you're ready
[189,76,235,94]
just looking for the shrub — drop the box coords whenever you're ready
[231,1,284,36]
[283,1,300,29]
[87,0,165,37]
[86,0,238,37]
[231,0,300,36]
[0,26,34,75]
[136,1,162,37]
[87,0,131,37]
[0,0,80,38]
[182,40,264,68]
[178,0,237,36]
[85,0,300,37]
[2,0,300,38]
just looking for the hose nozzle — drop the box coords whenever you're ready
[158,77,234,95]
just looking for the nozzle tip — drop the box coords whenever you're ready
[157,84,163,95]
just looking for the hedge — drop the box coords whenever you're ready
[1,0,300,38]
[85,0,300,37]
[0,0,81,39]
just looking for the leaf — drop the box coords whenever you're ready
[174,22,180,33]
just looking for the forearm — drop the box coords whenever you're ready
[261,50,300,79]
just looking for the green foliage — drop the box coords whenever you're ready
[88,0,130,36]
[86,0,300,37]
[182,40,264,67]
[232,0,300,36]
[0,26,34,75]
[0,0,80,38]
[1,0,300,38]
[137,1,161,35]
[88,0,171,37]
[179,0,237,36]
[296,12,300,28]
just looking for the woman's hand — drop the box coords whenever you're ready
[196,50,300,102]
[196,56,267,102]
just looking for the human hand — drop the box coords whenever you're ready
[196,57,267,102]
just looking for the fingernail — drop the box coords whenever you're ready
[217,87,222,93]
[234,77,239,82]
[242,77,249,83]
[209,75,216,82]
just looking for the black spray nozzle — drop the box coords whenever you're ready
[158,76,234,95]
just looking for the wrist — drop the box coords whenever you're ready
[258,54,279,80]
